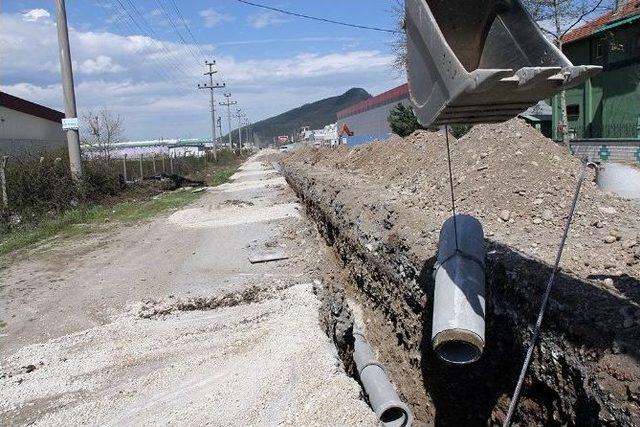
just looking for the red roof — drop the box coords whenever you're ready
[0,91,65,123]
[563,1,640,44]
[337,83,409,120]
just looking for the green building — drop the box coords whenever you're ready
[552,1,640,140]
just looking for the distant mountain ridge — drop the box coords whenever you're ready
[248,88,371,144]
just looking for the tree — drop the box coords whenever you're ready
[521,0,615,143]
[81,107,124,159]
[388,103,421,137]
[390,0,407,73]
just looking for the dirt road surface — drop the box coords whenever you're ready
[0,153,376,426]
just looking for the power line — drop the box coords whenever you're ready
[165,0,208,59]
[104,2,187,85]
[232,0,401,34]
[152,0,203,62]
[117,0,194,79]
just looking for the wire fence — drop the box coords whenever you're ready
[0,148,242,232]
[569,122,640,139]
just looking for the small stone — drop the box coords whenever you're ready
[533,218,543,225]
[604,235,617,244]
[542,209,554,221]
[621,239,637,250]
[599,206,617,215]
[533,198,543,205]
[603,278,614,288]
[499,210,511,222]
[623,318,634,328]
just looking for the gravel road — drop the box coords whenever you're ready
[0,153,376,426]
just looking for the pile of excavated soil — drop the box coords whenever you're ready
[279,118,640,426]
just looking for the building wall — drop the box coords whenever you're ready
[556,18,640,139]
[0,106,66,156]
[337,97,411,145]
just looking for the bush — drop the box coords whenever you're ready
[0,149,122,231]
[450,124,473,138]
[388,103,421,137]
[82,159,124,198]
[0,148,249,232]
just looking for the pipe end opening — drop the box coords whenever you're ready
[435,340,482,364]
[379,405,411,427]
[433,329,484,364]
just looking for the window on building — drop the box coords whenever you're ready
[595,40,605,58]
[567,104,580,118]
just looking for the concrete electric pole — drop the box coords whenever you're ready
[219,93,237,149]
[198,60,225,161]
[54,0,83,179]
[235,109,244,149]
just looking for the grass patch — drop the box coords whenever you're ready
[0,151,247,257]
[0,190,201,257]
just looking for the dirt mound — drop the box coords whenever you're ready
[285,118,639,276]
[279,119,640,425]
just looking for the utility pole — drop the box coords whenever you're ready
[198,60,225,161]
[217,116,223,145]
[234,109,244,149]
[219,93,237,149]
[55,0,83,179]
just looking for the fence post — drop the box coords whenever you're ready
[1,156,8,209]
[122,154,128,182]
[170,153,174,174]
[152,154,157,175]
[139,153,144,180]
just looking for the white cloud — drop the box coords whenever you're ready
[22,8,50,22]
[199,9,234,28]
[79,55,125,75]
[0,11,402,140]
[248,11,288,29]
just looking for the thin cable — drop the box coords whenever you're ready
[444,125,459,251]
[232,0,402,34]
[166,0,208,59]
[503,159,589,427]
[153,0,202,62]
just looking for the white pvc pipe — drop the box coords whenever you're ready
[432,214,486,364]
[353,329,413,427]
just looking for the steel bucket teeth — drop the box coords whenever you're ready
[406,0,602,127]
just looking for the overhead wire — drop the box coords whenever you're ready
[101,2,184,85]
[117,0,194,80]
[165,0,209,60]
[152,0,204,62]
[232,0,402,34]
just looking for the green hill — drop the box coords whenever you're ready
[241,88,371,145]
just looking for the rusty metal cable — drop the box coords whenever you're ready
[503,159,589,427]
[444,125,459,251]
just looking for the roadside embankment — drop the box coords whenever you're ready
[279,119,640,425]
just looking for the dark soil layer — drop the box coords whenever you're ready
[279,119,640,426]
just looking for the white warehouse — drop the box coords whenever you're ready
[0,91,66,156]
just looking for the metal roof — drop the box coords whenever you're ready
[563,1,640,44]
[0,91,65,123]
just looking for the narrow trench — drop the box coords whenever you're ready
[294,173,640,426]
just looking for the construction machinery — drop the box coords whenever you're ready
[405,0,602,127]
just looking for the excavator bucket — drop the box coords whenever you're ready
[405,0,602,127]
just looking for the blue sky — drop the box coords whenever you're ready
[1,1,405,140]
